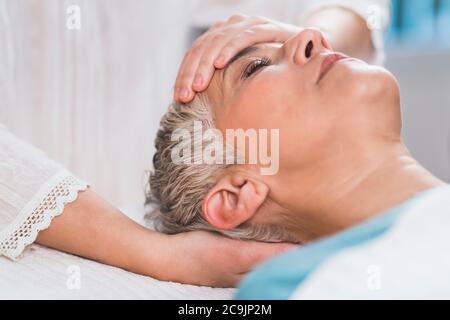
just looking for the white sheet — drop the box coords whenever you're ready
[0,206,235,299]
[0,245,234,299]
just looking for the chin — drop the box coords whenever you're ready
[340,62,400,105]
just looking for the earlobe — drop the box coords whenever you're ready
[202,174,269,230]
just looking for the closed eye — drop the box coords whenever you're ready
[241,57,272,80]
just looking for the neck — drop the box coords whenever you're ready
[275,141,445,243]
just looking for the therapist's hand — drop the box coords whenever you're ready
[170,230,295,288]
[174,14,303,103]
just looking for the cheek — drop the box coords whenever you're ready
[225,69,310,129]
[218,69,327,170]
[318,63,400,129]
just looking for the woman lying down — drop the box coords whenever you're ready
[148,16,450,298]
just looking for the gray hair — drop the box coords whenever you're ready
[145,94,289,242]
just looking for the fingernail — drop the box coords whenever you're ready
[180,88,190,100]
[193,74,203,87]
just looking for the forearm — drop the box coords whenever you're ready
[303,6,375,62]
[36,189,172,280]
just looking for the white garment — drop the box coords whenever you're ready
[190,0,391,65]
[0,124,88,260]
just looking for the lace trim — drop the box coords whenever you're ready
[0,170,88,260]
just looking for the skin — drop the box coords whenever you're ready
[36,189,293,288]
[199,29,445,243]
[174,8,375,103]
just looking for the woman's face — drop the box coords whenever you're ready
[206,30,401,175]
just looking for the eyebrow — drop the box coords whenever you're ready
[222,46,259,80]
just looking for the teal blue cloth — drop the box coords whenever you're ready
[236,186,445,300]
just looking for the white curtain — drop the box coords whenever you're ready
[0,0,196,207]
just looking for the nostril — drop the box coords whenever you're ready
[305,41,314,58]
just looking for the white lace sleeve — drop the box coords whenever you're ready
[0,124,88,260]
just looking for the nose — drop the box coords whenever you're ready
[282,28,332,65]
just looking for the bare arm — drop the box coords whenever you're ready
[303,7,375,62]
[36,189,170,280]
[36,189,293,287]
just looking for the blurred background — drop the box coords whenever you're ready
[0,0,449,208]
[386,0,450,187]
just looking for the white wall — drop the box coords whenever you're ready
[0,0,195,207]
[386,51,450,181]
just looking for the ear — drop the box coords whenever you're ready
[202,173,269,230]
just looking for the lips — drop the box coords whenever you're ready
[317,53,349,83]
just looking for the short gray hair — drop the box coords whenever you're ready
[145,94,289,242]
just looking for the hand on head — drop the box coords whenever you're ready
[171,230,296,288]
[173,14,316,103]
